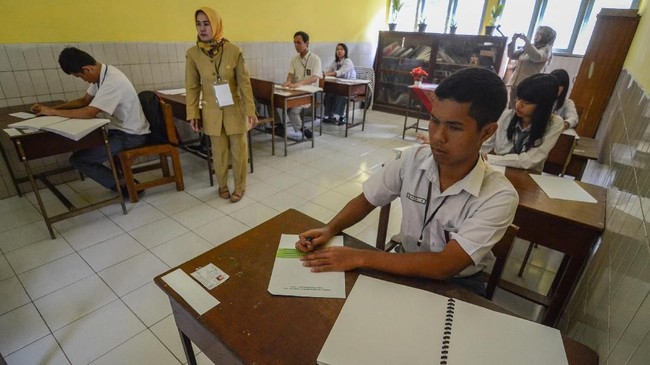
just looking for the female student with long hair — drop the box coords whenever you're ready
[482,73,563,172]
[550,68,579,130]
[507,26,556,108]
[323,43,356,124]
[185,7,257,203]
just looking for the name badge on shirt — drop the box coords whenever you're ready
[306,69,312,76]
[213,82,234,107]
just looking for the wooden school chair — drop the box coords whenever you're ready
[375,204,518,300]
[117,91,184,203]
[250,78,276,155]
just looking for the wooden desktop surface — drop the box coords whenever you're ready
[154,209,597,365]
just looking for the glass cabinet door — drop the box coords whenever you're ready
[432,35,504,84]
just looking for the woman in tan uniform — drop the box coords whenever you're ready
[186,7,257,202]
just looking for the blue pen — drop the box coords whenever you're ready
[305,236,313,250]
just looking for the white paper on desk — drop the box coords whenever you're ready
[9,112,35,119]
[338,79,370,85]
[268,234,345,298]
[161,268,219,315]
[213,84,234,107]
[530,174,597,203]
[157,88,186,95]
[4,128,23,137]
[562,127,580,140]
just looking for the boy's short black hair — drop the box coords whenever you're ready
[433,68,507,129]
[293,31,309,44]
[58,47,97,75]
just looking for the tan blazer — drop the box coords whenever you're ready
[185,42,256,136]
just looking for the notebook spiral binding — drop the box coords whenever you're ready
[440,298,455,365]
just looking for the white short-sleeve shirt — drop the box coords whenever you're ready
[363,145,519,277]
[288,51,322,85]
[87,64,149,135]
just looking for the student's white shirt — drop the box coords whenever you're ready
[481,109,564,173]
[324,58,356,79]
[288,51,322,86]
[554,98,579,129]
[363,145,518,277]
[87,64,149,135]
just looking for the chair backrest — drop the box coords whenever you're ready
[250,78,274,109]
[485,224,519,300]
[354,66,375,105]
[543,133,576,176]
[138,91,178,145]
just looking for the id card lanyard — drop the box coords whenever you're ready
[417,181,448,247]
[212,48,234,107]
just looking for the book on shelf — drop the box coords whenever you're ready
[317,275,568,365]
[8,116,110,141]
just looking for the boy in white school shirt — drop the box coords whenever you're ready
[296,68,519,296]
[32,47,149,194]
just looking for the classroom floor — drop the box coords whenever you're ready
[0,109,566,364]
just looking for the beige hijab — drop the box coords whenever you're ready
[196,7,225,57]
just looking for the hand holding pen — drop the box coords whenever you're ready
[295,227,333,252]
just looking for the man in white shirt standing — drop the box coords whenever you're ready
[282,31,322,140]
[32,47,149,194]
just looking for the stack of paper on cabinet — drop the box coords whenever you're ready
[9,116,110,141]
[318,275,568,365]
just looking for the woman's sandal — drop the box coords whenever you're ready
[230,191,244,203]
[218,187,230,200]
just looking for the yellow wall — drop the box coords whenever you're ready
[624,0,650,91]
[0,0,386,43]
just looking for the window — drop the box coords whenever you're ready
[397,0,638,55]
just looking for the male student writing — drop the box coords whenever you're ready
[31,47,149,195]
[296,68,519,296]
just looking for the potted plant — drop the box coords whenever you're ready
[485,0,505,36]
[449,18,458,35]
[417,0,427,32]
[388,0,404,31]
[410,67,429,86]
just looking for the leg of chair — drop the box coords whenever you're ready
[361,96,368,131]
[118,153,139,203]
[248,130,254,173]
[170,149,185,192]
[204,135,214,186]
[517,241,535,277]
[160,153,171,177]
[376,203,391,251]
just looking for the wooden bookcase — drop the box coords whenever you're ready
[372,31,507,116]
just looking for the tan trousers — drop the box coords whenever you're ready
[210,127,248,193]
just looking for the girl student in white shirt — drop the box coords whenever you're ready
[481,73,563,173]
[322,43,356,124]
[550,68,579,130]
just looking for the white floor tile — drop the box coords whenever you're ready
[4,237,74,274]
[294,201,337,224]
[34,275,117,331]
[150,315,200,361]
[53,300,145,365]
[259,190,307,212]
[105,203,167,231]
[129,217,189,249]
[0,254,13,281]
[265,172,304,190]
[195,351,216,365]
[287,180,330,201]
[4,334,70,365]
[0,276,31,315]
[0,303,50,355]
[121,282,172,327]
[206,193,257,215]
[98,251,168,296]
[150,232,213,268]
[309,190,351,212]
[55,212,124,251]
[89,329,180,365]
[147,192,202,216]
[194,215,250,246]
[170,203,224,230]
[242,180,282,202]
[19,253,93,300]
[78,233,146,271]
[0,205,42,232]
[0,220,52,253]
[0,195,34,215]
[228,202,279,228]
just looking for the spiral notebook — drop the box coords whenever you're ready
[317,275,568,365]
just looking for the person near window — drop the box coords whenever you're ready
[507,26,556,108]
[550,69,579,131]
[323,43,356,125]
[31,47,149,196]
[185,7,257,203]
[282,31,322,139]
[482,73,563,173]
[295,68,518,297]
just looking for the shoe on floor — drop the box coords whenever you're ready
[230,190,244,203]
[302,128,313,139]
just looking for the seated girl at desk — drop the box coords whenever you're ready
[550,69,579,130]
[323,43,356,124]
[481,73,563,172]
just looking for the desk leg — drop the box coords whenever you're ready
[178,329,198,365]
[311,95,315,148]
[283,101,288,157]
[542,256,582,327]
[0,143,22,196]
[361,86,368,131]
[101,127,127,215]
[16,140,55,239]
[345,88,351,138]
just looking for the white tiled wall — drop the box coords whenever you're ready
[559,69,650,365]
[0,41,376,199]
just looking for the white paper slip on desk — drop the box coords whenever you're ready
[530,174,597,203]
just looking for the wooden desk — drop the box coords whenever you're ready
[155,209,597,365]
[323,79,369,137]
[402,83,437,139]
[274,89,315,156]
[503,168,606,326]
[0,104,126,238]
[565,137,599,180]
